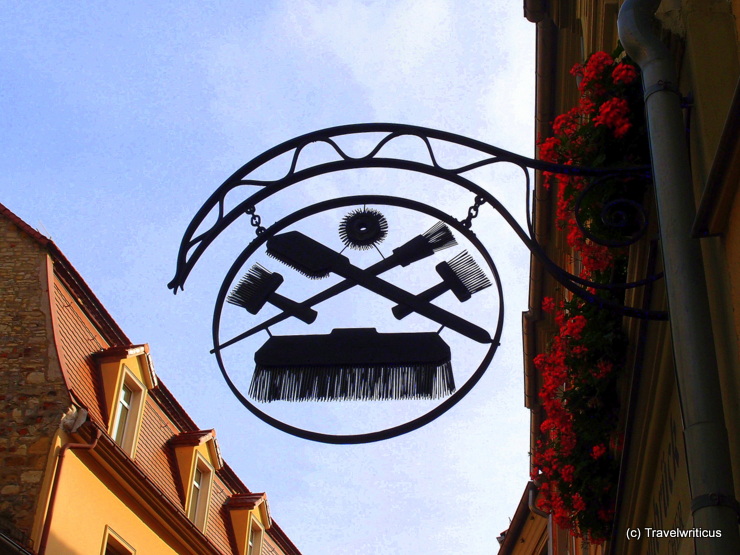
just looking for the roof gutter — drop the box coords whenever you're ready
[618,1,740,552]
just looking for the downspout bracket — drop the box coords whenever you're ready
[644,80,681,101]
[691,493,740,522]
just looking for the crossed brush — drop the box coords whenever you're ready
[217,223,492,352]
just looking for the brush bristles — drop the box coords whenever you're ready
[266,249,330,279]
[447,251,492,294]
[338,207,389,250]
[249,362,455,402]
[227,264,272,307]
[423,222,457,252]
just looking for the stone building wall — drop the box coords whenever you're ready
[0,212,69,546]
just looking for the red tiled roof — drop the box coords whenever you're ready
[134,399,184,507]
[208,478,238,554]
[169,429,216,446]
[227,493,267,511]
[149,381,199,432]
[169,429,224,470]
[53,281,109,424]
[52,282,241,551]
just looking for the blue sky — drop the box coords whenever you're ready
[2,2,536,553]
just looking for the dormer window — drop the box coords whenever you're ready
[109,366,146,455]
[112,382,132,444]
[189,465,204,521]
[227,492,272,555]
[94,344,157,458]
[169,430,222,532]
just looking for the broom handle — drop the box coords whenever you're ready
[268,293,317,324]
[392,282,449,320]
[331,260,491,344]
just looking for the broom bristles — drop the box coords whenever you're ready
[250,328,455,402]
[226,264,275,308]
[446,251,492,295]
[423,222,457,253]
[391,250,491,318]
[265,248,331,279]
[249,362,455,402]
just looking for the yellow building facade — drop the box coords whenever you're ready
[504,1,740,553]
[0,202,300,555]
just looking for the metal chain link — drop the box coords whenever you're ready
[461,195,486,229]
[245,205,266,235]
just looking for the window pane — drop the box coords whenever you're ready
[112,382,134,446]
[104,533,133,555]
[113,404,129,444]
[248,523,262,555]
[120,383,133,406]
[188,489,199,520]
[189,467,202,521]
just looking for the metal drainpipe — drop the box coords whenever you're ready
[618,1,740,553]
[528,483,553,555]
[37,428,102,554]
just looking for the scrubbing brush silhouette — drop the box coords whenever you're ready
[227,263,317,324]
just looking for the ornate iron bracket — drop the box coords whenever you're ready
[169,123,666,444]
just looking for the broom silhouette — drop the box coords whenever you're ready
[213,222,458,352]
[227,263,317,324]
[391,251,491,320]
[250,328,454,402]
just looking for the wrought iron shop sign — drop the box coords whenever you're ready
[169,123,662,444]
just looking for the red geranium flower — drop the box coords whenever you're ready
[591,444,607,459]
[594,97,632,138]
[572,493,587,512]
[612,62,638,85]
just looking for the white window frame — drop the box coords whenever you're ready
[187,454,214,531]
[101,526,135,555]
[110,366,145,456]
[247,515,265,555]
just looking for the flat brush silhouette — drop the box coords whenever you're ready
[392,251,491,320]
